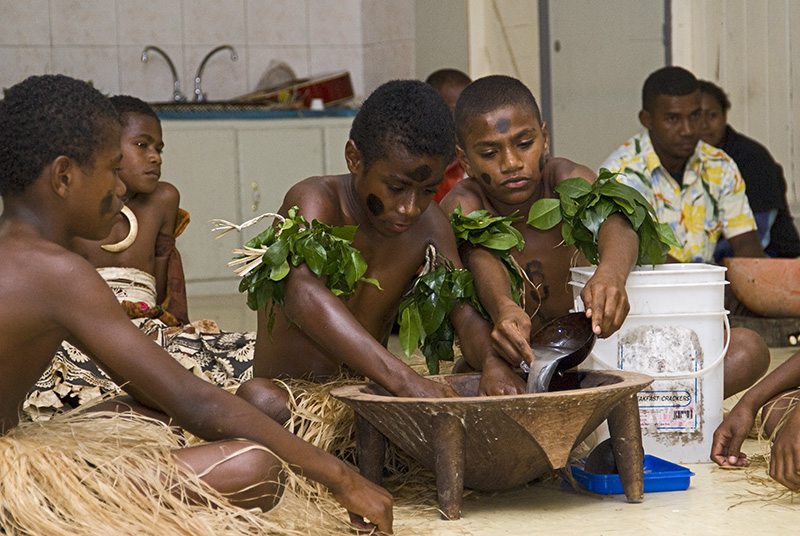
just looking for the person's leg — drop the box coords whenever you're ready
[88,394,173,424]
[724,327,771,399]
[173,440,285,511]
[761,388,800,438]
[236,377,291,425]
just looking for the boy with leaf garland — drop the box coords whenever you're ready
[0,74,392,534]
[440,75,645,369]
[231,79,529,407]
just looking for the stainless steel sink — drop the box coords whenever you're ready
[150,101,358,120]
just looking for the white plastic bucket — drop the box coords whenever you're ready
[571,263,727,285]
[569,281,728,314]
[571,264,728,464]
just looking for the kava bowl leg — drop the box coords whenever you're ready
[432,413,466,520]
[606,394,645,502]
[355,412,386,485]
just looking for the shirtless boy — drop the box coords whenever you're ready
[71,95,188,324]
[0,74,392,533]
[237,79,526,402]
[440,75,639,367]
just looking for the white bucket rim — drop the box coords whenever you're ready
[612,310,730,319]
[568,281,729,290]
[570,264,727,274]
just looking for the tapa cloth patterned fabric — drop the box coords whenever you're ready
[25,267,254,420]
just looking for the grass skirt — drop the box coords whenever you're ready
[0,407,369,536]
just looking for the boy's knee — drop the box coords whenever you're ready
[217,443,286,511]
[734,327,771,376]
[723,328,771,398]
[236,378,291,425]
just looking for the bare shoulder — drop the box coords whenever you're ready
[545,157,597,188]
[282,175,348,225]
[419,201,459,248]
[0,237,108,312]
[440,177,489,214]
[152,181,180,206]
[137,181,180,235]
[139,181,180,215]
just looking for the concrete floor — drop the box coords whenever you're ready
[189,293,799,535]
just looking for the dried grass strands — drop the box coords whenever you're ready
[278,377,461,513]
[0,409,358,536]
[724,396,800,507]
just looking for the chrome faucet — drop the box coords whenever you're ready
[194,45,238,102]
[141,46,187,103]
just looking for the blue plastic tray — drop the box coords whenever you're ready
[570,455,695,495]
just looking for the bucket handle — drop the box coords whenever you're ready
[587,314,731,380]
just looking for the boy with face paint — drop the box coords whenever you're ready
[440,75,640,369]
[238,79,528,404]
[0,74,393,533]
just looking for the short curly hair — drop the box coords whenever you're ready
[642,66,699,113]
[425,68,471,93]
[109,94,159,128]
[349,80,454,172]
[454,75,542,146]
[0,74,119,196]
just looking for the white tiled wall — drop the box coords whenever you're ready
[0,0,415,102]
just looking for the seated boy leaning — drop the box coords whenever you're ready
[235,79,529,408]
[0,74,392,533]
[440,75,640,368]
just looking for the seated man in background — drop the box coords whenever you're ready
[699,79,800,261]
[601,66,770,398]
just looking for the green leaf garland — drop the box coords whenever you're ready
[233,206,381,334]
[527,168,680,265]
[397,254,477,375]
[449,205,526,308]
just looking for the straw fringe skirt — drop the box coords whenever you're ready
[0,408,362,536]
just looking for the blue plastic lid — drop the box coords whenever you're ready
[569,455,695,495]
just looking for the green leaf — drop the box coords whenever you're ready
[328,224,358,242]
[296,236,327,275]
[527,198,562,229]
[449,206,524,252]
[361,277,383,290]
[269,259,291,281]
[398,306,421,358]
[554,177,593,198]
[262,238,290,268]
[397,254,477,374]
[656,222,680,247]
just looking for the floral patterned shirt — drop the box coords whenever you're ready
[601,132,756,263]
